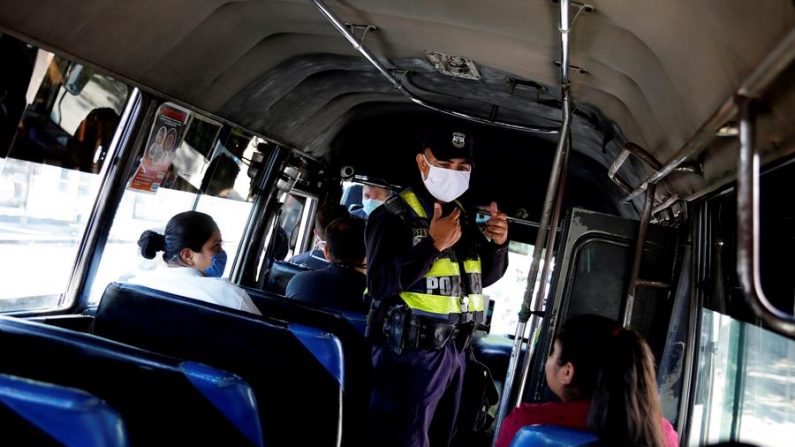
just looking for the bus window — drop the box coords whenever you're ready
[689,309,795,446]
[277,193,307,260]
[0,40,130,312]
[687,159,795,446]
[84,122,258,306]
[193,132,260,274]
[483,242,551,336]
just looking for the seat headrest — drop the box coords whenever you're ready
[509,425,601,447]
[268,260,310,294]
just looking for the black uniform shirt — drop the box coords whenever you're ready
[365,187,509,302]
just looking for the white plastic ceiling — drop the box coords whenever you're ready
[1,0,793,203]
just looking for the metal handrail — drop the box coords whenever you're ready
[309,0,561,135]
[608,142,662,196]
[624,27,795,203]
[512,131,570,402]
[736,97,795,336]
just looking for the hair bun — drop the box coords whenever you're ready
[138,230,166,259]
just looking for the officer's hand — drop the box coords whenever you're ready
[483,201,508,245]
[429,203,462,252]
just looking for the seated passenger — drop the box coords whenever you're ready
[127,210,261,315]
[495,314,678,447]
[64,107,120,173]
[350,184,391,219]
[288,203,349,270]
[286,216,368,313]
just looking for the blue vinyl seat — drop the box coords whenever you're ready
[509,426,601,447]
[0,315,263,446]
[95,282,344,447]
[0,373,128,447]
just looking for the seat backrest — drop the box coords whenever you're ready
[268,259,310,295]
[0,373,128,447]
[94,282,344,447]
[244,287,372,447]
[324,307,367,336]
[0,316,262,446]
[509,426,601,447]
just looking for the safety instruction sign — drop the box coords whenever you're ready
[128,103,191,192]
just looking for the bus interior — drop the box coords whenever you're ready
[0,1,794,446]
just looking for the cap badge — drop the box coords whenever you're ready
[451,132,466,149]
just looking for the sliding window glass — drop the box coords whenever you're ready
[0,35,129,311]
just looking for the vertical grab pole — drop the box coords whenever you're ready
[492,0,574,442]
[622,183,656,328]
[513,133,570,404]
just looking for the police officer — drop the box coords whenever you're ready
[366,127,509,447]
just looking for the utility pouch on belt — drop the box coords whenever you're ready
[383,304,414,355]
[425,322,456,350]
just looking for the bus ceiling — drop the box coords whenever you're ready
[1,1,794,214]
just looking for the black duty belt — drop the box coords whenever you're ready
[380,304,476,354]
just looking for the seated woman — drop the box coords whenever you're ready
[128,210,261,315]
[496,314,678,447]
[286,216,368,313]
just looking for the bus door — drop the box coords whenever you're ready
[524,207,679,403]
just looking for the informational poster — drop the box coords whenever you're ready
[128,103,191,192]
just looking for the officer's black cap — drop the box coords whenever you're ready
[421,127,475,162]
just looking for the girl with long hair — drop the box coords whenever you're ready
[496,314,677,447]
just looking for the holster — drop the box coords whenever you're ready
[384,304,420,355]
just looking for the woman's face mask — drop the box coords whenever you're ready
[422,155,470,202]
[202,249,227,278]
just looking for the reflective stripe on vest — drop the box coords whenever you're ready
[399,190,428,218]
[397,189,484,319]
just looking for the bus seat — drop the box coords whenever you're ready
[329,308,367,336]
[472,334,526,385]
[267,260,310,295]
[509,426,601,447]
[243,287,372,447]
[94,282,344,447]
[0,315,262,446]
[0,373,128,446]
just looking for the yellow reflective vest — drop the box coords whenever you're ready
[397,189,485,321]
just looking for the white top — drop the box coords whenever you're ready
[126,266,262,316]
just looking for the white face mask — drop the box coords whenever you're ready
[422,155,470,202]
